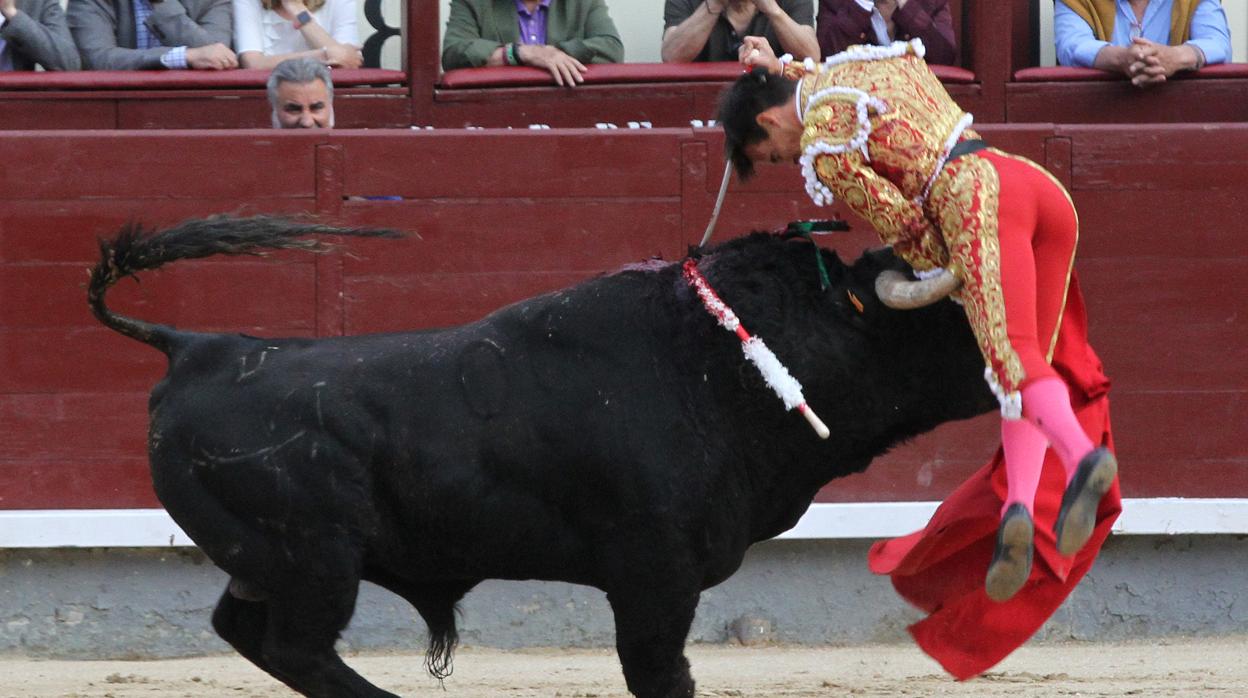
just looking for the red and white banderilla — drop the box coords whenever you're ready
[683,258,831,440]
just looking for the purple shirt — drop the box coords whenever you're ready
[515,0,551,45]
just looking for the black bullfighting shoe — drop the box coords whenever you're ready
[985,502,1034,603]
[1054,447,1118,557]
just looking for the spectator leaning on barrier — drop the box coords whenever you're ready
[0,0,81,69]
[816,0,956,64]
[661,0,817,63]
[1055,0,1230,87]
[441,0,623,87]
[234,0,361,70]
[268,55,332,127]
[67,0,236,70]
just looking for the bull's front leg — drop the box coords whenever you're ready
[606,587,699,698]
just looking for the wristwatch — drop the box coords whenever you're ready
[293,9,313,29]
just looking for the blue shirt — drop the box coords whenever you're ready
[132,0,190,68]
[1054,0,1230,68]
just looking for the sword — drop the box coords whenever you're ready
[699,159,733,249]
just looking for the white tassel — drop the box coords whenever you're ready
[742,337,806,411]
[984,366,1023,419]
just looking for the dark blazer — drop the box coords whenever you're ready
[67,0,231,69]
[1,0,81,70]
[442,0,623,71]
[816,0,957,64]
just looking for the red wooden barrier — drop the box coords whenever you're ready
[0,125,1243,509]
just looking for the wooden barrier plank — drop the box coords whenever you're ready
[0,393,147,464]
[335,131,684,199]
[343,271,599,333]
[430,87,699,129]
[0,100,116,129]
[1008,81,1248,124]
[0,133,318,200]
[1076,261,1245,396]
[117,94,411,130]
[0,458,158,509]
[1064,124,1248,191]
[0,261,318,331]
[0,200,313,263]
[1074,190,1248,259]
[336,199,683,274]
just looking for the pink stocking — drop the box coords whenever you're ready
[1001,417,1049,517]
[1021,377,1094,482]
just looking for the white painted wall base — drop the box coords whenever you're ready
[2,499,1245,548]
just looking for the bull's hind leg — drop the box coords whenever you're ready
[212,588,273,675]
[256,577,400,698]
[607,589,699,698]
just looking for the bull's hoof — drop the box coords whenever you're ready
[1054,447,1118,557]
[228,578,269,602]
[985,503,1033,603]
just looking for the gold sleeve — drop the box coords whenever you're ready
[803,99,949,272]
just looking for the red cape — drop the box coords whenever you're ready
[867,274,1121,680]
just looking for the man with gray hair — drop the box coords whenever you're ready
[267,56,333,128]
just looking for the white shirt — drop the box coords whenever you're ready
[232,0,359,56]
[854,0,893,46]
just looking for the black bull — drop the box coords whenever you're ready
[87,216,994,698]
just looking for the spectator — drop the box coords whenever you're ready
[816,0,957,64]
[1,0,81,69]
[1055,0,1230,87]
[67,0,236,70]
[268,55,331,127]
[441,0,623,86]
[662,0,817,63]
[233,0,361,70]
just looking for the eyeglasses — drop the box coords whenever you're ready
[1128,19,1143,41]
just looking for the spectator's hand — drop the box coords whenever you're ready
[186,43,239,70]
[739,35,780,74]
[280,0,309,15]
[1126,38,1183,87]
[750,0,782,18]
[0,0,17,20]
[517,44,587,87]
[324,44,363,69]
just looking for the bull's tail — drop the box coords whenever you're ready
[87,215,401,355]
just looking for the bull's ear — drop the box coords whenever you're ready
[827,285,871,330]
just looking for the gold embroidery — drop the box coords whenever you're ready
[929,153,1026,394]
[798,54,971,272]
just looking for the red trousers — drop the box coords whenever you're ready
[930,148,1081,413]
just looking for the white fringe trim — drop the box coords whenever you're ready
[917,112,975,204]
[742,337,806,410]
[797,88,888,207]
[822,38,926,67]
[984,366,1023,419]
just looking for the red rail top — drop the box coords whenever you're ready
[0,68,406,90]
[1014,63,1248,82]
[438,62,977,89]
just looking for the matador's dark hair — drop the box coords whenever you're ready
[716,67,798,181]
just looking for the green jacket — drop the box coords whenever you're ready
[442,0,624,71]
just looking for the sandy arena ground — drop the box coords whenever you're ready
[3,638,1246,697]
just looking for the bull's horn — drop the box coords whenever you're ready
[874,269,961,309]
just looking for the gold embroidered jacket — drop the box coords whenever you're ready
[784,42,977,273]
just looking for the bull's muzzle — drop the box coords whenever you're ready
[874,269,962,309]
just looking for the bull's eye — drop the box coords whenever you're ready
[846,290,865,314]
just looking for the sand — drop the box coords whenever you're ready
[4,638,1246,697]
